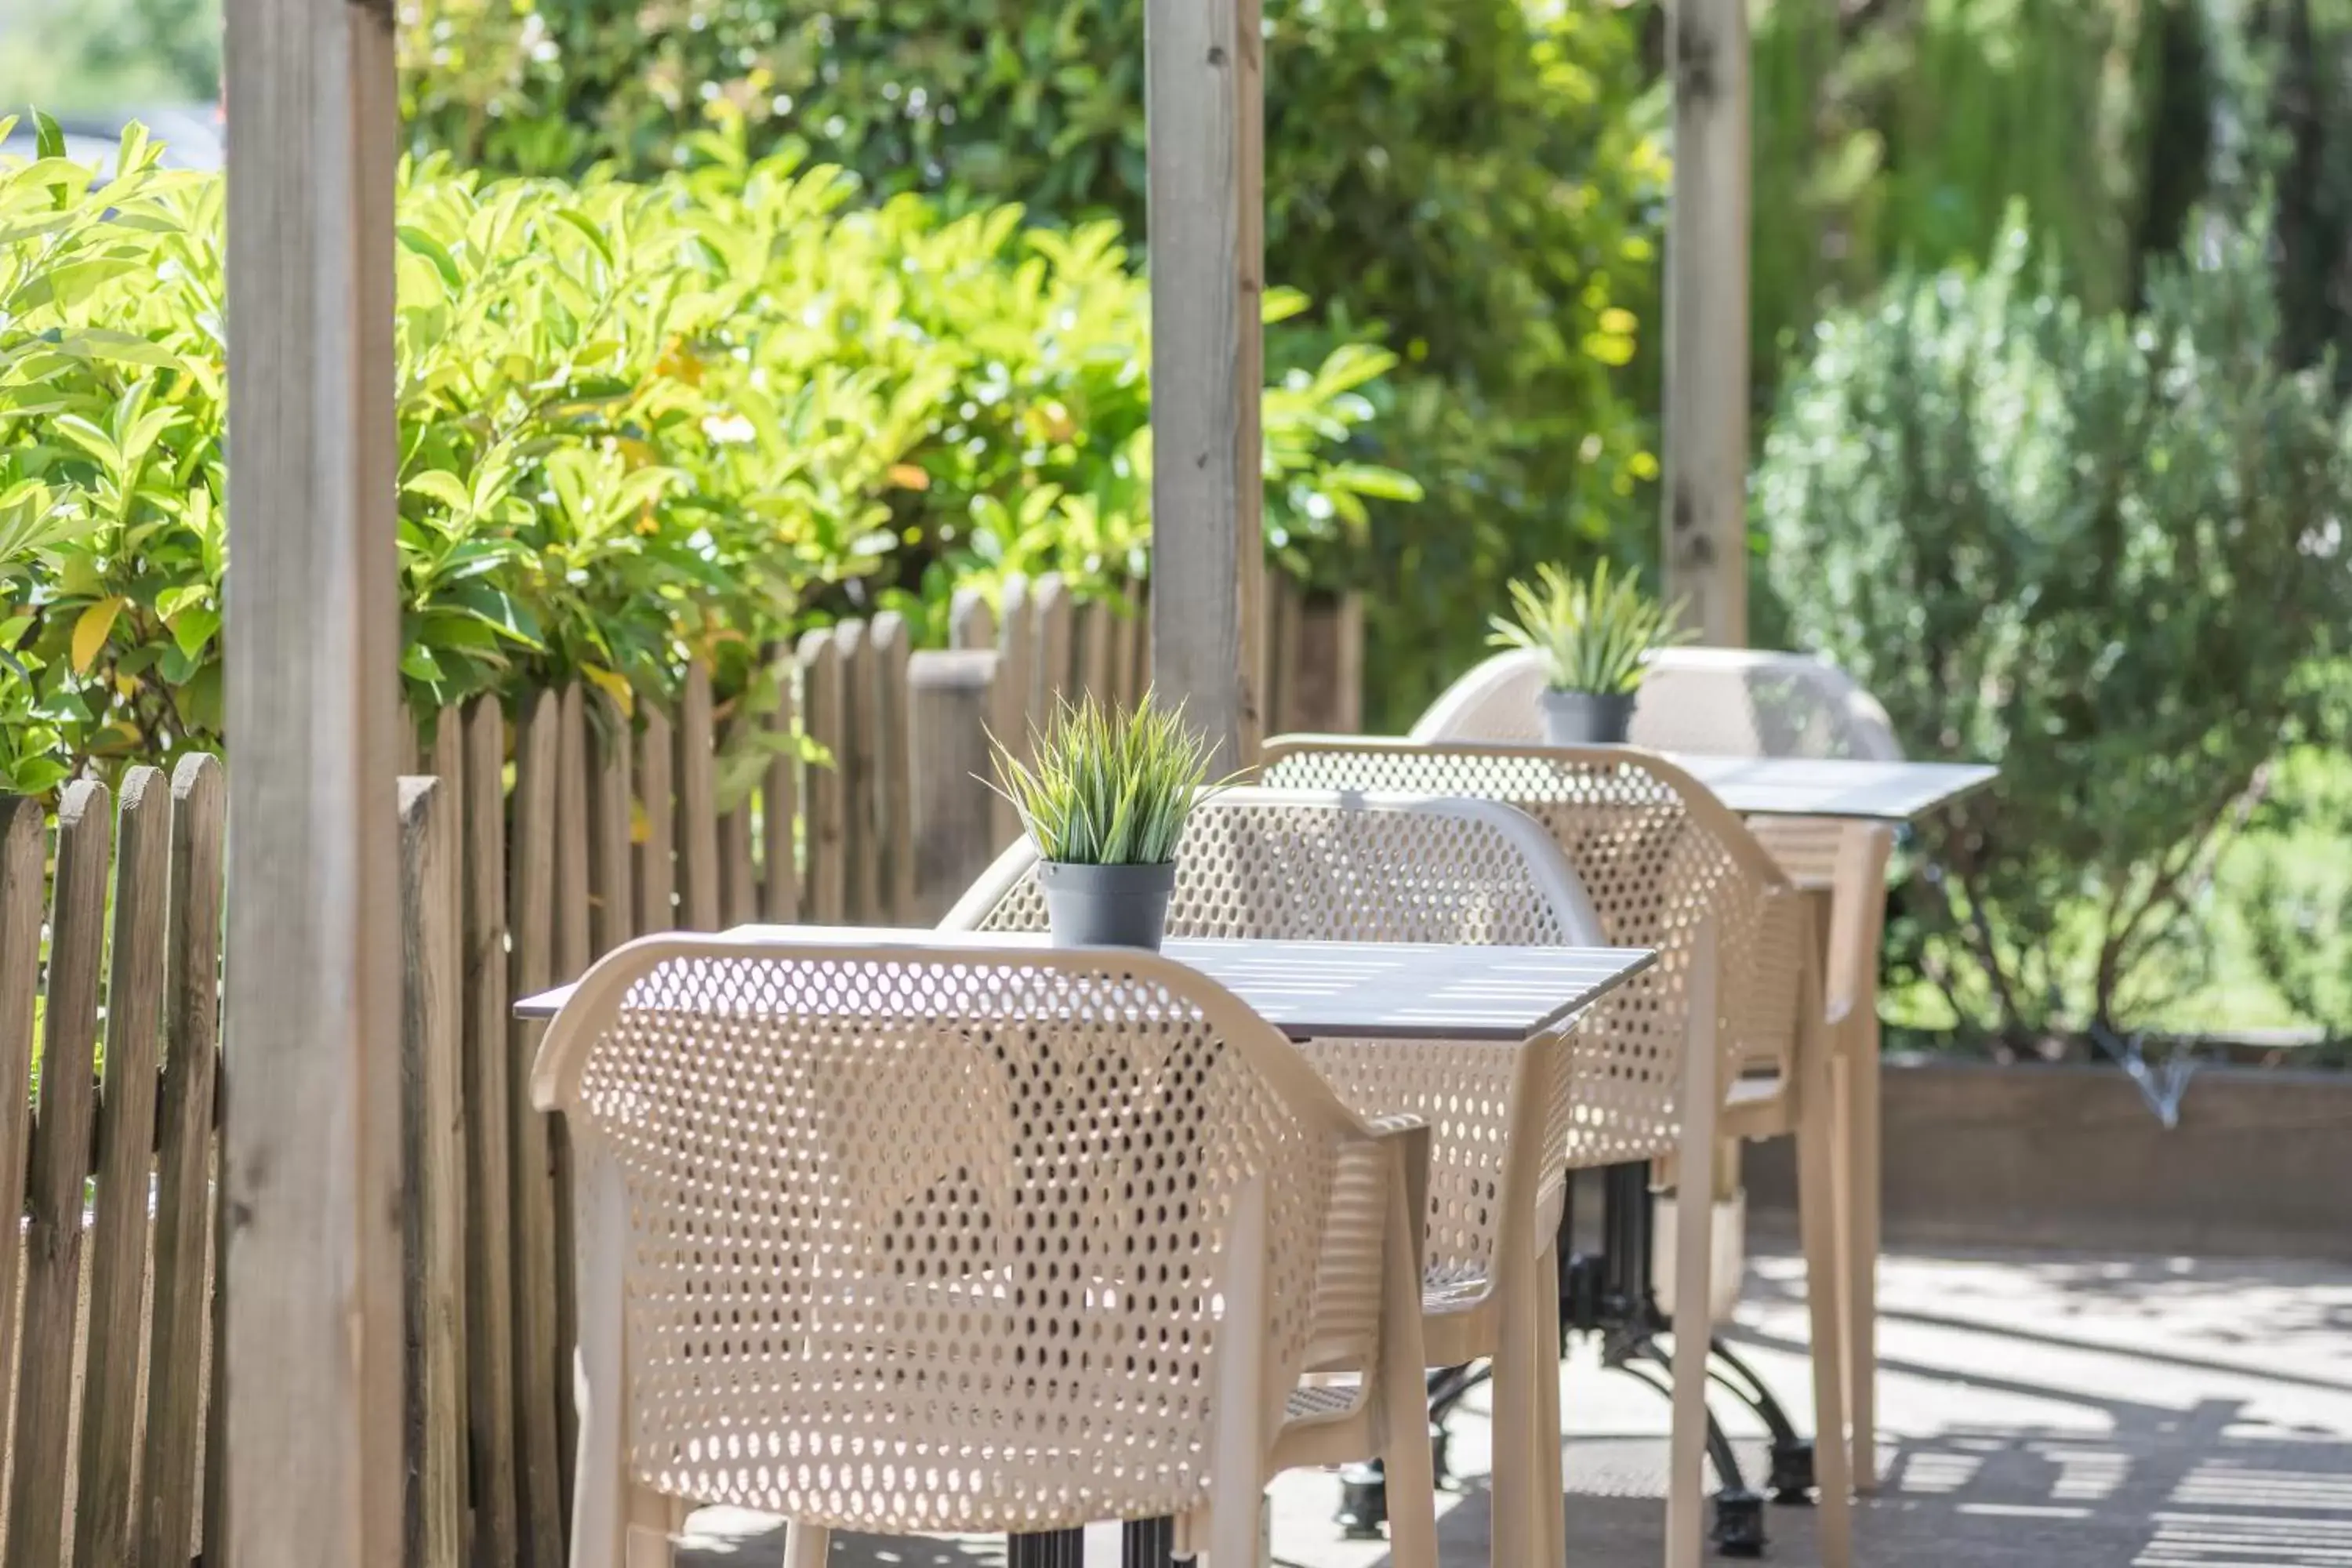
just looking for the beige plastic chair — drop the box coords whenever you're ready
[1251,748,1853,1568]
[532,937,1437,1568]
[1414,644,1900,760]
[943,787,1722,1568]
[1425,644,1899,1489]
[1634,646,1898,1490]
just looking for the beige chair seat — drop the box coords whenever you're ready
[1719,1073,1794,1140]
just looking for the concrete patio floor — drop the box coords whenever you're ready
[677,1240,2352,1567]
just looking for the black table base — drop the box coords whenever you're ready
[1008,1530,1086,1568]
[1010,1513,1180,1568]
[1121,1515,1178,1568]
[1338,1162,1819,1560]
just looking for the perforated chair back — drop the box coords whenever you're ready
[1411,646,1894,1033]
[946,786,1602,947]
[533,938,1367,1537]
[944,787,1606,1314]
[1412,647,1900,760]
[1635,648,1904,1031]
[1254,743,1809,1138]
[1629,648,1903,763]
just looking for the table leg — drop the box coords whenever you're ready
[1123,1515,1178,1568]
[1011,1529,1086,1568]
[1844,1006,1882,1493]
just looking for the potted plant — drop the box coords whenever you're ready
[989,691,1219,950]
[1488,560,1693,744]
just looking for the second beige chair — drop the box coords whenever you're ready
[1426,642,1901,1490]
[944,787,1726,1568]
[1255,745,1855,1568]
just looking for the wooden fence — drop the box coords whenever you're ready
[0,571,1359,1568]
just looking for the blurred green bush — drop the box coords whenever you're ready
[1745,0,2212,397]
[397,0,1666,730]
[0,118,1406,794]
[1760,216,2352,1047]
[2239,745,2352,1042]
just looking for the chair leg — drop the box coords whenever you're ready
[1211,1180,1270,1568]
[1664,1148,1718,1568]
[575,1149,648,1568]
[1798,1108,1855,1568]
[1842,1018,1882,1494]
[1664,919,1720,1568]
[1535,1239,1566,1568]
[1210,1487,1267,1568]
[1489,1243,1541,1568]
[1380,1362,1440,1568]
[1377,1192,1439,1568]
[784,1522,832,1568]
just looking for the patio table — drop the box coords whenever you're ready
[1665,753,1996,822]
[517,924,1656,1568]
[514,925,1655,1035]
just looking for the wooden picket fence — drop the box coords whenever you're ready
[0,571,1359,1568]
[0,761,226,1568]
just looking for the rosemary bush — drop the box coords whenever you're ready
[1762,220,2352,1044]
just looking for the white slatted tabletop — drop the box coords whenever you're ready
[1668,754,1996,822]
[513,924,1654,1041]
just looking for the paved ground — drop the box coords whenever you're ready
[677,1240,2352,1567]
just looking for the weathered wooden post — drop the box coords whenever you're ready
[1664,0,1751,647]
[221,0,405,1555]
[1145,0,1265,771]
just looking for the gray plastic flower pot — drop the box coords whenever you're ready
[1539,689,1635,746]
[1036,858,1179,950]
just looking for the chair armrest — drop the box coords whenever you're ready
[1301,1113,1431,1371]
[1364,1114,1432,1279]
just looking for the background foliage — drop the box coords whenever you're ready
[15,0,2352,1043]
[1747,0,2212,369]
[0,121,1405,794]
[398,0,1667,730]
[1760,219,2352,1047]
[0,0,218,114]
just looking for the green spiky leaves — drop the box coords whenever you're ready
[989,690,1224,866]
[1487,561,1693,696]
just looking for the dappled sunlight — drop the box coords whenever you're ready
[676,1244,2352,1568]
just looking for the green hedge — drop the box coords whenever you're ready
[0,118,1409,795]
[1759,218,2352,1045]
[1747,0,2211,398]
[400,0,1664,729]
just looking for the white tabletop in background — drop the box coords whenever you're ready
[1667,754,1997,822]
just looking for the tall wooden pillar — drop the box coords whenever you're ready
[221,0,405,1559]
[1145,0,1265,772]
[1664,0,1751,647]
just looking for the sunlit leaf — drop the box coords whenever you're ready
[71,597,122,673]
[581,664,636,717]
